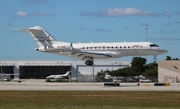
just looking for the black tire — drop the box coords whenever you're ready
[89,61,93,66]
[85,60,93,66]
[85,60,90,65]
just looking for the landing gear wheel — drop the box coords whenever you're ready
[85,60,93,66]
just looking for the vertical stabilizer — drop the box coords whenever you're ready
[21,26,57,47]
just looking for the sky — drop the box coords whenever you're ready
[0,0,180,63]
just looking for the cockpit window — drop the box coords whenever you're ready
[150,44,159,47]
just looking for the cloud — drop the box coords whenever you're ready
[6,24,13,26]
[168,31,176,33]
[123,26,130,29]
[79,7,171,17]
[162,12,171,17]
[13,11,53,17]
[94,28,112,32]
[156,30,164,33]
[174,11,180,15]
[140,23,149,27]
[79,12,97,17]
[106,8,159,17]
[32,12,53,16]
[174,21,180,24]
[14,11,28,17]
[24,0,49,3]
[78,27,86,31]
[166,22,171,26]
[83,28,112,32]
[148,38,180,41]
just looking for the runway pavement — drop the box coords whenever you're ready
[0,79,180,91]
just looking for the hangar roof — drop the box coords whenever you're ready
[19,61,71,66]
[0,62,14,66]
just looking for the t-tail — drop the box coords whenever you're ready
[21,26,59,48]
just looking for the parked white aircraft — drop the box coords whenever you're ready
[0,73,19,81]
[21,26,167,66]
[46,71,71,79]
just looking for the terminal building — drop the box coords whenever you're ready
[0,60,131,82]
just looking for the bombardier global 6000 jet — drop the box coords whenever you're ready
[21,26,167,66]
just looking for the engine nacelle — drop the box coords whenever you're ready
[56,43,73,49]
[35,43,73,52]
[35,47,46,51]
[35,46,54,51]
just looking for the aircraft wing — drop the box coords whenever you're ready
[56,48,118,60]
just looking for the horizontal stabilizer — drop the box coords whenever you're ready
[20,29,29,32]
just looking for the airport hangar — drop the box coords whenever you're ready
[158,60,180,83]
[0,60,131,82]
[1,60,180,82]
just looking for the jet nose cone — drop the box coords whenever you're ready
[160,49,168,54]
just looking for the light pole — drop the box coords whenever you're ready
[0,62,2,79]
[145,27,148,60]
[146,27,148,42]
[92,64,94,82]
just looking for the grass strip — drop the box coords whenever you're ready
[0,91,180,109]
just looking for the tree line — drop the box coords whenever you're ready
[96,56,179,80]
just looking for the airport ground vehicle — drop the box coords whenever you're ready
[104,75,120,86]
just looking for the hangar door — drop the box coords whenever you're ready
[0,66,14,79]
[19,66,71,79]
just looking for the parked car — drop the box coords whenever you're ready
[125,78,134,82]
[140,79,151,83]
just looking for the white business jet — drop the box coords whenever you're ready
[46,71,71,79]
[21,26,167,66]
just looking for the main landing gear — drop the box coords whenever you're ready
[85,60,94,66]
